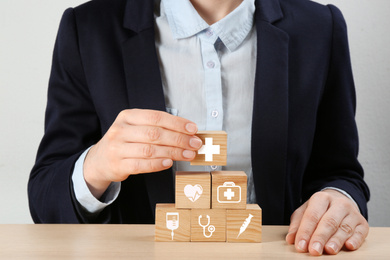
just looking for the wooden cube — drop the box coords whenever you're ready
[211,171,247,209]
[191,209,226,242]
[155,204,191,242]
[191,131,227,166]
[175,172,211,209]
[227,204,262,243]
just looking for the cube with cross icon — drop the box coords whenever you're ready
[190,131,227,166]
[155,130,262,243]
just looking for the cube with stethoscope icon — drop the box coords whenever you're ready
[155,132,261,243]
[198,215,215,238]
[191,209,227,242]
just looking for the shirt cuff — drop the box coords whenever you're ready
[321,187,359,211]
[72,146,121,214]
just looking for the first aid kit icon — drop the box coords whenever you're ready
[217,182,241,203]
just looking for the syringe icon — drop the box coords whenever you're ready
[237,214,253,239]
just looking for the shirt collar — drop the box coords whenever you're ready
[162,0,255,52]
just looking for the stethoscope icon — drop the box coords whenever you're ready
[198,215,215,238]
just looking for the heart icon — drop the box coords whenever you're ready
[184,184,203,202]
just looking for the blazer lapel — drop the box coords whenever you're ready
[122,0,174,214]
[121,0,289,223]
[252,0,289,224]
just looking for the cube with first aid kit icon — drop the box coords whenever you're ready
[211,171,247,209]
[155,131,262,243]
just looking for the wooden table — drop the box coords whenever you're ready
[0,225,388,259]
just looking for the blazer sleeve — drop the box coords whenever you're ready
[28,8,101,223]
[302,5,370,218]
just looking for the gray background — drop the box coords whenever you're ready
[1,0,389,226]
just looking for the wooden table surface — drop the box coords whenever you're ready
[0,225,388,259]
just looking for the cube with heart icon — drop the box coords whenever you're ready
[175,171,211,209]
[155,131,262,243]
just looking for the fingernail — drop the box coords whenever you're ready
[162,159,172,167]
[185,123,197,133]
[297,240,307,252]
[348,240,356,250]
[327,242,338,253]
[312,242,323,255]
[190,137,202,148]
[183,150,195,159]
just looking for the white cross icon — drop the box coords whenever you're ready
[224,188,235,200]
[198,138,220,162]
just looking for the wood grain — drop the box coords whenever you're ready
[175,171,211,209]
[155,204,191,242]
[191,131,227,166]
[0,225,387,259]
[191,209,227,242]
[211,171,247,209]
[227,204,262,242]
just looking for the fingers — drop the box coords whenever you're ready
[345,222,369,251]
[118,109,198,135]
[286,203,307,244]
[323,214,358,254]
[110,158,174,181]
[293,192,331,254]
[83,109,202,199]
[306,199,351,255]
[111,109,202,151]
[290,190,369,256]
[118,143,196,161]
[118,125,202,150]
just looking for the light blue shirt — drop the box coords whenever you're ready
[72,0,357,215]
[73,0,258,214]
[156,0,257,202]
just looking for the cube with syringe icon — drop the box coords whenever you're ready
[155,131,262,243]
[237,214,253,239]
[227,204,262,242]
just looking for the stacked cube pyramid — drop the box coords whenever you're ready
[155,131,262,242]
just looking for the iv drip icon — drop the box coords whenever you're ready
[166,212,179,240]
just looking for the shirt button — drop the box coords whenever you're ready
[205,29,213,37]
[211,110,219,118]
[206,61,215,69]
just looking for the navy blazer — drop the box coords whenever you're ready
[28,0,370,224]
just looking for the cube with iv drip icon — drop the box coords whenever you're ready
[155,131,262,243]
[155,204,191,242]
